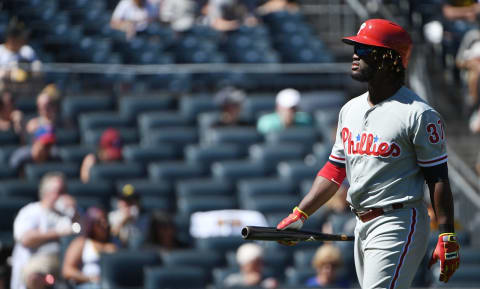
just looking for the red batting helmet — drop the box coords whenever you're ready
[342,19,412,68]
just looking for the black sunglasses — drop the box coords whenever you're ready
[354,45,374,57]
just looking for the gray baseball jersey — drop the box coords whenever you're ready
[329,86,447,209]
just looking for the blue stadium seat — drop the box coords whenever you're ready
[313,142,331,165]
[237,178,296,200]
[177,196,237,217]
[299,90,346,113]
[123,144,179,164]
[242,96,276,122]
[116,179,172,198]
[0,197,34,248]
[433,264,480,287]
[62,95,113,125]
[162,249,225,272]
[0,167,17,179]
[100,250,161,289]
[140,196,173,212]
[179,96,218,122]
[138,112,192,134]
[285,267,317,286]
[0,130,19,145]
[265,127,320,149]
[58,146,95,163]
[55,128,81,146]
[79,112,131,131]
[66,180,113,206]
[176,178,234,198]
[119,95,174,123]
[185,144,245,169]
[148,161,206,182]
[0,146,18,163]
[83,128,139,146]
[277,160,318,182]
[211,160,268,181]
[195,236,245,254]
[24,162,79,180]
[293,248,317,268]
[89,163,146,182]
[240,195,301,215]
[144,266,207,289]
[203,127,263,147]
[249,143,306,172]
[0,180,39,199]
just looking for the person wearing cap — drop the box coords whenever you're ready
[211,86,250,127]
[223,243,277,288]
[276,19,459,289]
[9,125,60,175]
[80,128,123,183]
[256,88,312,134]
[108,184,149,249]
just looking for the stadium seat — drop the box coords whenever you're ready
[115,179,172,199]
[285,267,317,286]
[249,143,306,172]
[58,146,95,163]
[460,246,480,265]
[138,112,192,134]
[265,127,320,149]
[100,250,161,289]
[89,163,146,182]
[202,127,263,147]
[293,248,317,268]
[185,144,245,169]
[195,236,245,254]
[74,196,105,210]
[24,162,79,180]
[177,195,237,216]
[162,249,225,272]
[176,178,234,198]
[299,90,346,113]
[433,264,480,287]
[179,96,218,122]
[211,160,268,181]
[119,95,174,123]
[242,96,276,122]
[277,161,318,182]
[122,144,179,164]
[66,179,113,206]
[237,178,296,200]
[0,179,39,199]
[62,95,113,125]
[55,128,81,146]
[0,197,34,246]
[142,127,198,148]
[140,196,173,212]
[240,195,301,215]
[0,146,18,163]
[144,266,207,289]
[0,130,19,145]
[0,166,17,179]
[79,112,131,131]
[149,161,206,183]
[83,128,139,146]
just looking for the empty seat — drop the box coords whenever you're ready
[179,96,218,122]
[24,162,79,180]
[299,90,346,113]
[0,166,17,179]
[138,112,191,134]
[249,143,306,172]
[59,146,95,163]
[277,161,318,182]
[89,163,146,181]
[0,146,17,163]
[66,180,113,205]
[123,144,179,164]
[285,267,317,286]
[240,195,300,215]
[79,112,131,131]
[162,249,225,271]
[0,130,20,145]
[0,197,34,248]
[142,127,198,148]
[185,144,245,169]
[144,266,207,289]
[237,178,296,199]
[140,196,173,212]
[62,95,113,124]
[100,250,161,289]
[212,160,268,181]
[116,179,172,198]
[149,161,205,183]
[293,248,317,268]
[119,95,174,122]
[55,128,81,145]
[83,128,139,146]
[242,95,276,122]
[0,180,39,199]
[195,236,244,254]
[176,178,233,198]
[177,196,237,216]
[203,127,263,147]
[265,127,320,150]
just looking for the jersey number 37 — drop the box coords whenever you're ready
[426,120,445,144]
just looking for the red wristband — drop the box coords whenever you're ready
[317,161,346,186]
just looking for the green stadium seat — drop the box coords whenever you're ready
[79,112,131,131]
[24,162,79,180]
[0,166,17,179]
[240,195,301,215]
[277,161,318,182]
[237,178,296,200]
[185,144,245,169]
[123,144,179,164]
[62,95,113,125]
[0,197,33,248]
[265,127,320,151]
[249,143,306,172]
[149,161,205,182]
[142,127,198,148]
[116,179,172,198]
[203,127,263,147]
[138,112,192,135]
[176,178,234,198]
[0,130,19,145]
[179,95,218,122]
[0,146,19,163]
[89,163,146,182]
[58,146,95,163]
[0,179,39,199]
[212,160,268,181]
[195,236,244,254]
[66,180,113,206]
[162,249,225,272]
[119,94,174,122]
[144,266,207,289]
[242,95,276,122]
[177,196,237,217]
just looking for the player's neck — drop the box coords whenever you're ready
[367,78,403,106]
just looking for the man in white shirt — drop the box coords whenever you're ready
[110,0,159,39]
[10,172,75,289]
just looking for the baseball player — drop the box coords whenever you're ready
[277,19,460,289]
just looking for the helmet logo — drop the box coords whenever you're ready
[357,23,366,35]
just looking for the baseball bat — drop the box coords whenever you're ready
[241,226,354,242]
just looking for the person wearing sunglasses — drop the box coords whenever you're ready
[276,19,459,289]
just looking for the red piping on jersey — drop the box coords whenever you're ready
[417,155,447,164]
[329,154,345,162]
[389,208,417,289]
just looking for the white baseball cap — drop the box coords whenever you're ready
[236,243,264,266]
[276,88,301,108]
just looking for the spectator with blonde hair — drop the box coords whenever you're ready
[306,244,350,288]
[26,84,61,135]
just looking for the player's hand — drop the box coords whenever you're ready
[428,233,460,283]
[276,206,308,246]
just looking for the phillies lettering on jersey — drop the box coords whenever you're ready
[341,128,401,158]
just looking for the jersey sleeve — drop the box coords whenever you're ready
[412,110,448,167]
[328,109,346,166]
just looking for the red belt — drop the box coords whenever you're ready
[351,203,404,222]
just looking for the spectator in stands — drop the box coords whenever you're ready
[26,84,61,135]
[110,0,159,39]
[224,243,278,288]
[62,207,116,289]
[0,88,23,134]
[257,88,313,134]
[306,244,349,288]
[108,184,149,249]
[9,125,60,175]
[256,0,299,15]
[159,0,197,32]
[442,0,480,22]
[80,128,123,183]
[204,0,257,32]
[212,86,249,127]
[10,172,76,289]
[143,210,187,252]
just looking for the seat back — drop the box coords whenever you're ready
[89,163,145,181]
[24,162,79,180]
[144,266,207,289]
[119,95,174,122]
[176,178,233,198]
